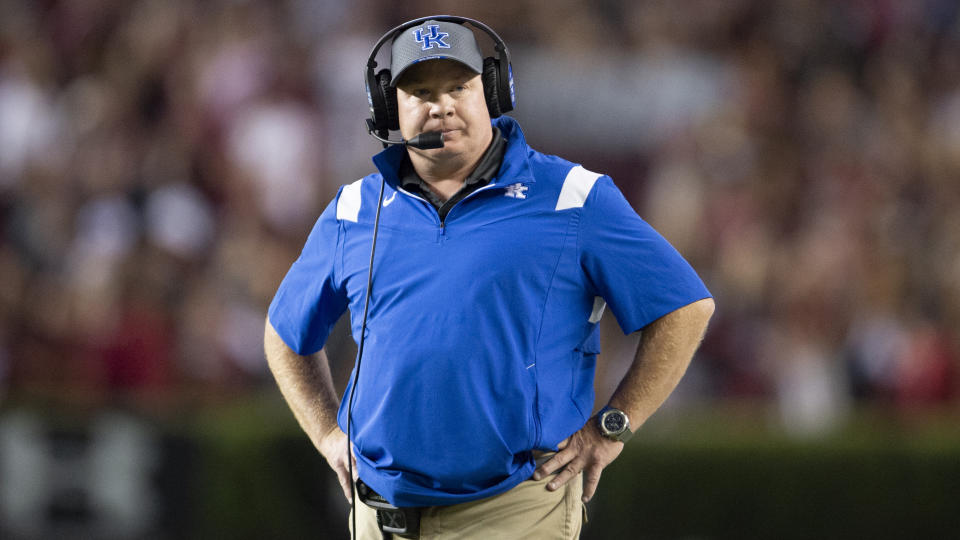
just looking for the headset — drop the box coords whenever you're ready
[364,15,516,139]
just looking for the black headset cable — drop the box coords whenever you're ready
[347,175,386,540]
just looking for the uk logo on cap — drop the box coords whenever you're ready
[414,25,450,50]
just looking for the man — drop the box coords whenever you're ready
[265,16,713,539]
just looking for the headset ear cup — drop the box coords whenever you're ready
[498,58,514,114]
[367,68,388,131]
[377,70,399,131]
[482,57,502,118]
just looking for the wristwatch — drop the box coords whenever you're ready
[596,406,633,443]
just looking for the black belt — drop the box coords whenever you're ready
[356,480,421,539]
[355,452,554,538]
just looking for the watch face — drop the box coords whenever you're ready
[603,412,626,433]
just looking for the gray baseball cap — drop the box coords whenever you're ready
[390,19,483,86]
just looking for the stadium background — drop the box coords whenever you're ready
[1,0,958,537]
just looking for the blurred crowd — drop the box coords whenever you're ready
[1,0,958,430]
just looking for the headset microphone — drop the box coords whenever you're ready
[365,119,444,149]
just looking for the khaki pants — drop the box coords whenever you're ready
[350,471,585,539]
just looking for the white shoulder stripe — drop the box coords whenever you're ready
[555,165,602,211]
[588,296,607,323]
[336,179,363,222]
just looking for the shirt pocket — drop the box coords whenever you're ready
[570,328,601,422]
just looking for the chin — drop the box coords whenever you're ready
[426,147,460,159]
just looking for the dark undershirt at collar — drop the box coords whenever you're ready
[399,126,506,222]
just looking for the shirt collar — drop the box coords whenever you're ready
[491,115,536,185]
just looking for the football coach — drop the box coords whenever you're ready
[265,15,714,539]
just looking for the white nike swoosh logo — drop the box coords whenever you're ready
[383,192,397,207]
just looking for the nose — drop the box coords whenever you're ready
[428,94,455,119]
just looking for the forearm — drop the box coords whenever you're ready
[607,297,714,428]
[264,318,342,451]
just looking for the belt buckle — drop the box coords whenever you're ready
[377,507,419,537]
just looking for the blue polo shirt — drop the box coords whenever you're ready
[268,116,710,507]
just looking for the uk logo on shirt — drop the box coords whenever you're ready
[414,25,450,50]
[504,183,528,199]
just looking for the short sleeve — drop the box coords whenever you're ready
[268,194,349,355]
[578,176,711,334]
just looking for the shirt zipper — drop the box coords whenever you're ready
[398,182,503,237]
[440,182,502,229]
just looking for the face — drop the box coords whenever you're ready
[395,59,492,164]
